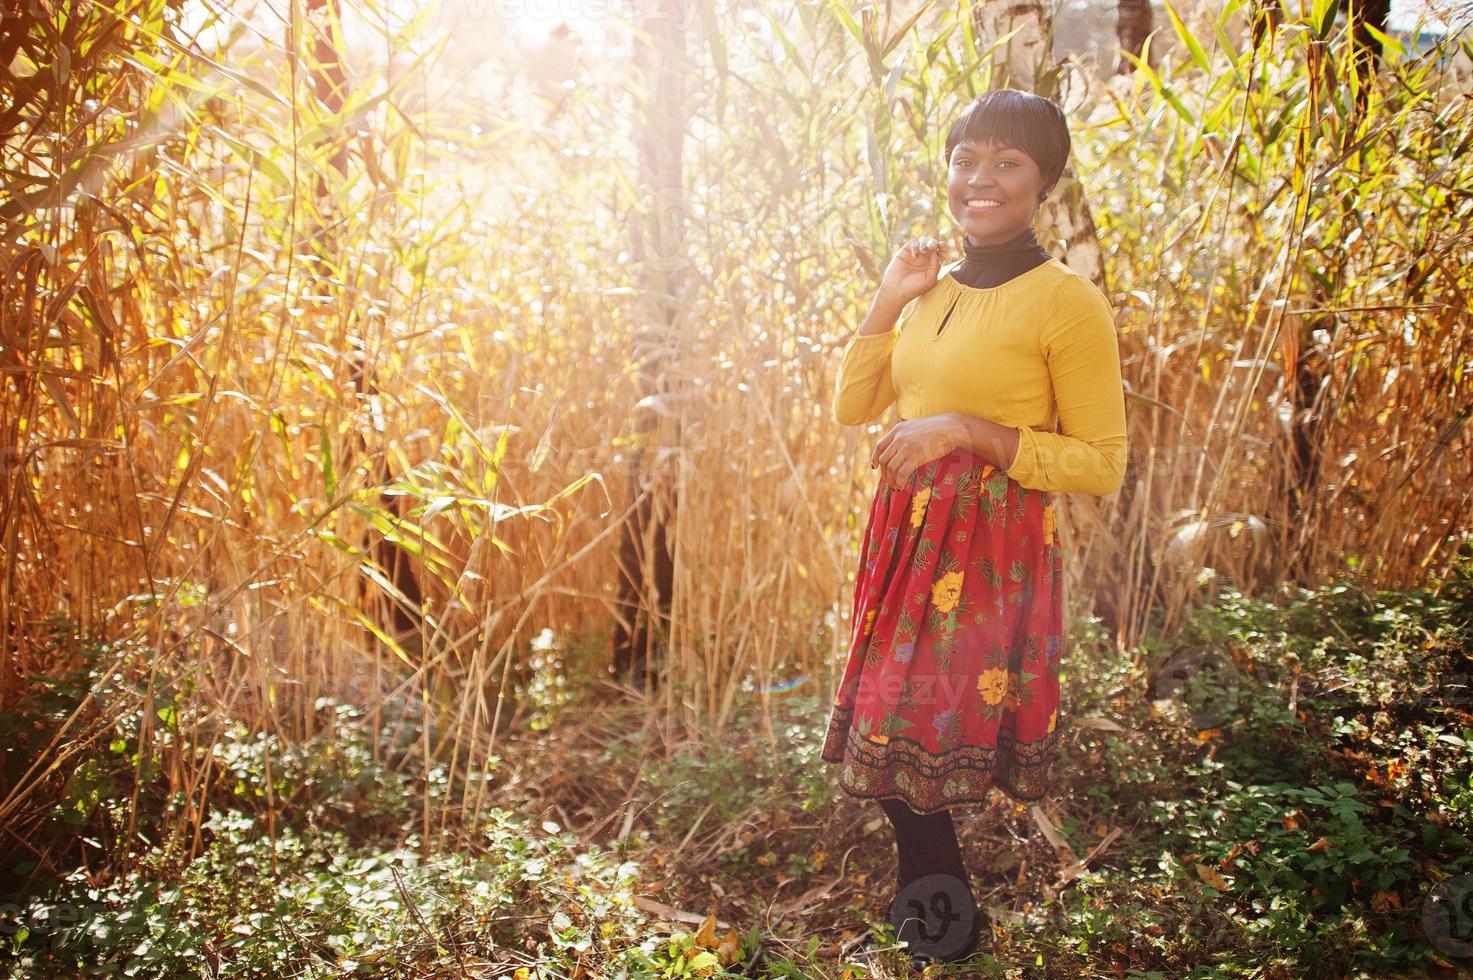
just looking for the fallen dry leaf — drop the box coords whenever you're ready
[1029,804,1078,862]
[694,915,717,948]
[632,897,734,931]
[1196,863,1231,891]
[1073,716,1130,732]
[1055,826,1123,885]
[1371,890,1402,913]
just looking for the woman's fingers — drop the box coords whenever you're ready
[903,237,945,261]
[871,427,895,467]
[874,437,901,471]
[880,446,908,490]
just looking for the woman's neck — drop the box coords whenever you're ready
[950,225,1051,288]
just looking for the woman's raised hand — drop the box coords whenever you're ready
[879,237,948,307]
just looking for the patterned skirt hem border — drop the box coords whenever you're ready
[820,705,1061,814]
[830,782,1046,816]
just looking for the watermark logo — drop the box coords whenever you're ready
[1422,873,1473,959]
[887,871,979,962]
[1149,644,1247,730]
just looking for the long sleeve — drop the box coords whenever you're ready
[1004,276,1128,495]
[832,300,914,425]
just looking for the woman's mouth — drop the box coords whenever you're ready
[965,198,1003,212]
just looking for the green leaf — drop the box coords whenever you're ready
[1359,20,1407,60]
[1213,0,1251,69]
[206,125,291,190]
[1163,0,1211,72]
[880,2,933,60]
[320,428,337,499]
[1312,0,1342,38]
[687,950,721,971]
[297,88,397,148]
[824,0,864,46]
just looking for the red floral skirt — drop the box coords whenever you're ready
[820,446,1065,815]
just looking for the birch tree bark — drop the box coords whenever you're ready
[971,1,1103,296]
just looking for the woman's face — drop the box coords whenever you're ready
[946,138,1049,246]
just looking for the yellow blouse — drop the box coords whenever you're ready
[832,257,1127,496]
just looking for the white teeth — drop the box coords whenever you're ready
[967,199,1001,207]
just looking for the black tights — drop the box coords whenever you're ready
[877,797,970,890]
[877,797,981,957]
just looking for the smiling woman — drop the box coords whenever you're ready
[947,92,1068,231]
[820,88,1128,967]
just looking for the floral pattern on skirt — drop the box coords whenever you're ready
[820,446,1065,815]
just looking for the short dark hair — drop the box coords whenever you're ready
[943,89,1071,193]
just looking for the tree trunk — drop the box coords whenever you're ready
[973,1,1103,286]
[610,0,690,692]
[1115,0,1153,75]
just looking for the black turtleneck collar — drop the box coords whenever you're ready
[949,224,1052,289]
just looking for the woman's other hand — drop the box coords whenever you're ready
[871,415,968,492]
[879,237,948,308]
